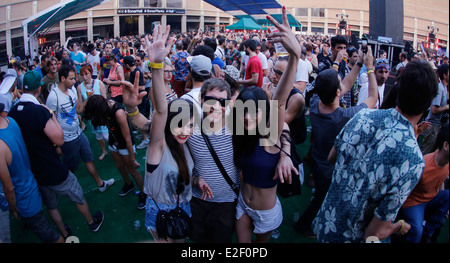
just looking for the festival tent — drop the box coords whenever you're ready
[226,17,265,30]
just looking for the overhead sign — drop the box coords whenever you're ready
[117,9,186,15]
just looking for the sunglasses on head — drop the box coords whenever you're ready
[203,96,227,107]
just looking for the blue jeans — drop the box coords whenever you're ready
[401,190,449,243]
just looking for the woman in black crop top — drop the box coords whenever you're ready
[84,95,146,209]
[230,9,302,243]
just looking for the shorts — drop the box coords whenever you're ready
[23,211,61,243]
[108,145,136,156]
[144,197,191,232]
[236,192,283,234]
[61,133,94,171]
[39,171,85,210]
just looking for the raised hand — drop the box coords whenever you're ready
[120,71,146,111]
[266,6,301,59]
[145,25,175,64]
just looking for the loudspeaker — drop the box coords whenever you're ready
[369,0,404,44]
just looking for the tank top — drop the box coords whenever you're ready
[0,117,42,218]
[106,101,134,149]
[238,141,281,188]
[144,144,194,205]
[286,87,307,144]
[80,79,101,101]
[109,63,123,98]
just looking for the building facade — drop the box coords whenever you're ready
[0,0,449,65]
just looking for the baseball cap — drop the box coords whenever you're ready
[187,55,211,76]
[23,71,44,91]
[0,69,17,94]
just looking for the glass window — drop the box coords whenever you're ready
[311,8,325,17]
[295,8,308,17]
[166,0,183,8]
[119,0,139,7]
[144,0,162,7]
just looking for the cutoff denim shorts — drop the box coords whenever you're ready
[144,196,191,232]
[236,192,283,234]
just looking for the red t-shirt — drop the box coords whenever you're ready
[402,150,449,208]
[245,55,263,88]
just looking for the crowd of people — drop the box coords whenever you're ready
[0,6,448,244]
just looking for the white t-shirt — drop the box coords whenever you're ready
[357,83,385,109]
[242,52,269,70]
[87,52,100,77]
[295,59,309,83]
[46,86,81,142]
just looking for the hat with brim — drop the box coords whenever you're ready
[86,43,96,53]
[23,71,44,91]
[187,55,212,76]
[0,69,17,94]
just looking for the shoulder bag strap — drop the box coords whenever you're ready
[201,132,239,196]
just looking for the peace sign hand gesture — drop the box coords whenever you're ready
[120,71,145,111]
[145,25,175,64]
[267,6,301,59]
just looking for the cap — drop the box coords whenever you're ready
[123,55,135,66]
[86,43,96,53]
[222,65,240,80]
[375,58,390,71]
[187,55,211,76]
[0,69,17,94]
[23,71,44,91]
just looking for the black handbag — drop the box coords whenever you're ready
[275,130,303,198]
[154,184,191,240]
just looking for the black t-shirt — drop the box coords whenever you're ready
[106,100,135,150]
[9,102,69,186]
[129,67,145,87]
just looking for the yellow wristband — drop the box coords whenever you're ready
[148,62,164,69]
[367,69,375,75]
[333,64,339,69]
[446,105,449,110]
[396,219,405,233]
[126,108,139,117]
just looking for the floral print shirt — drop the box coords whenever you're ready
[313,108,424,243]
[171,51,190,81]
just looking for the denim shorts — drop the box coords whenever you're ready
[60,132,94,171]
[236,192,283,234]
[39,171,85,210]
[144,197,191,232]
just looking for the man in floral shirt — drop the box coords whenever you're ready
[313,61,439,243]
[226,40,242,70]
[171,40,190,97]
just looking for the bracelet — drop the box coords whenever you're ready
[333,64,339,69]
[126,108,139,117]
[395,219,405,233]
[446,105,449,110]
[367,69,375,75]
[148,62,164,69]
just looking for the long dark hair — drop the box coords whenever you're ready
[231,86,271,168]
[165,99,194,186]
[83,95,111,128]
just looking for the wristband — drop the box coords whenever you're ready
[395,219,405,233]
[447,105,449,110]
[126,108,139,117]
[333,64,339,69]
[148,62,164,69]
[367,69,375,75]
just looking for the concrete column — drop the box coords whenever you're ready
[200,0,205,31]
[114,15,120,38]
[324,9,328,35]
[60,20,66,47]
[181,15,187,33]
[307,8,311,35]
[87,10,93,42]
[359,10,364,38]
[413,18,418,50]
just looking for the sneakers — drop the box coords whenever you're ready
[137,192,147,210]
[98,178,115,193]
[136,139,149,150]
[119,182,135,197]
[88,211,104,232]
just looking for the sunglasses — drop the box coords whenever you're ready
[273,69,283,76]
[203,96,227,107]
